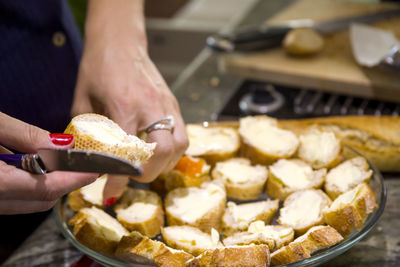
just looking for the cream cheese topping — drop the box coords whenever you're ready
[163,226,218,248]
[81,175,107,206]
[74,120,125,144]
[270,159,315,189]
[116,202,158,222]
[215,159,268,184]
[228,201,271,223]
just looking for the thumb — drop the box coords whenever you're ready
[0,112,74,153]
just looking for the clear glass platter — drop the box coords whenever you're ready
[53,145,387,267]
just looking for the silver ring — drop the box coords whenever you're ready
[142,115,175,134]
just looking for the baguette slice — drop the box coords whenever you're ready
[185,124,240,166]
[324,157,373,199]
[165,180,226,232]
[239,116,299,165]
[271,225,343,266]
[68,206,129,255]
[323,182,377,237]
[161,225,222,256]
[68,174,108,211]
[115,231,194,266]
[266,159,326,200]
[278,189,332,235]
[223,221,294,251]
[221,200,279,236]
[212,158,268,200]
[298,127,341,169]
[65,113,156,165]
[114,188,164,237]
[188,244,270,267]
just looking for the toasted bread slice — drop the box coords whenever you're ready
[68,206,129,255]
[239,116,299,165]
[221,200,279,236]
[65,113,155,165]
[323,182,377,237]
[185,124,240,166]
[165,180,226,232]
[278,189,332,235]
[324,157,373,199]
[223,221,294,251]
[114,188,164,237]
[161,225,222,256]
[188,244,270,267]
[298,127,342,169]
[212,158,268,200]
[266,159,326,200]
[271,225,343,265]
[68,174,108,211]
[115,231,194,266]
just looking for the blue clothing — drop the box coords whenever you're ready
[0,0,83,133]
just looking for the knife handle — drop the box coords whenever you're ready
[0,154,46,174]
[207,24,293,52]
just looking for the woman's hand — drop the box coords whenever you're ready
[0,112,98,214]
[71,0,188,202]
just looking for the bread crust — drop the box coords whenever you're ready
[323,183,377,237]
[68,189,102,211]
[271,226,343,266]
[115,231,194,266]
[188,245,270,267]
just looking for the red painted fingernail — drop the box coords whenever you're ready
[104,197,118,207]
[49,133,73,146]
[97,173,104,178]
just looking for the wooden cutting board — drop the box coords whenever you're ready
[219,0,400,102]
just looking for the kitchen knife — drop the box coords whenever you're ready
[0,149,142,176]
[207,8,400,52]
[350,23,400,69]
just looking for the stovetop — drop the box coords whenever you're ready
[217,80,400,121]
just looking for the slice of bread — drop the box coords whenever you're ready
[165,180,226,232]
[277,189,332,235]
[266,159,326,200]
[298,127,342,169]
[115,231,194,267]
[161,225,222,256]
[324,157,373,199]
[323,182,377,237]
[188,244,270,267]
[114,188,164,237]
[185,124,240,166]
[68,206,129,255]
[221,200,279,236]
[270,225,343,266]
[68,174,108,211]
[65,113,156,165]
[223,221,294,251]
[212,158,268,200]
[239,116,299,165]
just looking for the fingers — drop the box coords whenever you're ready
[0,112,74,153]
[103,175,129,202]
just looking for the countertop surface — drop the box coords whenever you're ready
[4,0,400,266]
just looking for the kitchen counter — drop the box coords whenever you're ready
[4,0,400,266]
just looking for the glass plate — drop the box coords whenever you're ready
[53,146,387,267]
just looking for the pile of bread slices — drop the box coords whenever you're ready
[66,114,378,267]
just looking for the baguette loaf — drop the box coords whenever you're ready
[68,206,129,255]
[239,116,299,165]
[65,113,156,165]
[68,174,108,211]
[324,157,372,199]
[188,244,271,267]
[266,159,326,200]
[161,225,222,256]
[221,200,279,236]
[212,158,268,200]
[185,124,240,166]
[323,182,376,237]
[165,180,226,232]
[223,221,294,251]
[115,231,194,266]
[114,188,164,237]
[270,225,343,266]
[278,189,332,235]
[297,127,342,169]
